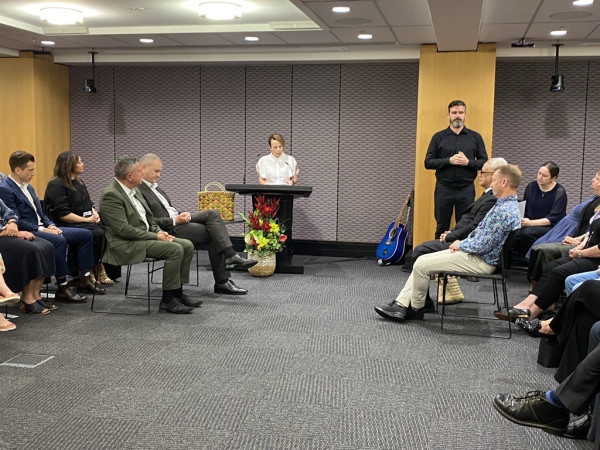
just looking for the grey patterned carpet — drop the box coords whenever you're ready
[0,255,593,449]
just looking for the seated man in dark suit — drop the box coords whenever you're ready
[403,157,506,272]
[101,156,200,314]
[0,150,100,303]
[138,153,256,295]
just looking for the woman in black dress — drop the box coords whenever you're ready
[44,151,114,284]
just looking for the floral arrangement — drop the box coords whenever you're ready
[240,195,287,256]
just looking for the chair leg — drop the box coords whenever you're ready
[147,261,151,315]
[125,264,132,298]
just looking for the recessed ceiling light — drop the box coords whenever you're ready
[129,7,147,11]
[357,33,373,40]
[40,40,55,46]
[140,38,154,44]
[573,0,594,5]
[332,6,351,13]
[40,7,83,25]
[245,36,259,42]
[198,2,242,20]
[551,29,568,36]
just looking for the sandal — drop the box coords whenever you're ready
[0,293,20,306]
[89,272,98,285]
[0,319,16,332]
[21,301,50,315]
[20,299,58,312]
[96,270,115,285]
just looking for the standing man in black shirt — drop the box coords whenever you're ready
[425,100,488,239]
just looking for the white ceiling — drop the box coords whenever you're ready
[0,0,599,64]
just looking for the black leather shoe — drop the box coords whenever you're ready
[492,391,569,435]
[515,318,543,337]
[224,254,258,270]
[55,285,87,303]
[494,307,530,322]
[406,306,425,320]
[401,265,412,273]
[374,302,408,322]
[422,295,436,314]
[159,297,193,314]
[180,292,203,307]
[36,298,58,311]
[564,412,592,439]
[214,279,248,295]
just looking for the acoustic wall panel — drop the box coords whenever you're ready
[69,66,115,206]
[113,67,201,212]
[201,66,247,236]
[583,62,600,186]
[337,63,418,242]
[494,61,588,206]
[245,66,292,186]
[291,64,340,241]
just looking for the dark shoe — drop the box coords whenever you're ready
[401,265,412,273]
[406,306,425,320]
[515,318,543,338]
[464,276,479,282]
[180,292,203,307]
[55,285,87,303]
[20,301,50,315]
[224,254,258,270]
[214,279,248,295]
[374,302,408,323]
[492,391,569,435]
[159,297,193,314]
[422,295,436,314]
[77,276,106,295]
[564,412,592,439]
[36,298,57,311]
[494,307,529,322]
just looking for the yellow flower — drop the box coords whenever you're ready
[269,222,279,233]
[256,236,269,250]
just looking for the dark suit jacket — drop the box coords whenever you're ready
[0,177,53,231]
[445,189,497,242]
[137,181,178,231]
[574,195,600,237]
[99,179,163,266]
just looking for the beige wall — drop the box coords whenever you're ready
[0,51,70,193]
[413,44,496,245]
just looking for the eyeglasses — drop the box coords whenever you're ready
[480,171,494,175]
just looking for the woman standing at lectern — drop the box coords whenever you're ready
[256,133,299,185]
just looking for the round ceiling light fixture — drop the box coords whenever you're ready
[40,7,83,25]
[198,2,242,20]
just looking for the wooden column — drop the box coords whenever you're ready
[413,43,496,246]
[0,51,70,194]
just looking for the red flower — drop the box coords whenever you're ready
[249,236,256,245]
[261,221,271,232]
[279,235,287,242]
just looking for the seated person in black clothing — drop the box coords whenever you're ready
[0,198,56,315]
[493,320,600,442]
[138,153,256,295]
[512,161,567,259]
[44,151,114,285]
[496,210,600,322]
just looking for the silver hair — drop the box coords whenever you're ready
[114,156,138,179]
[138,153,160,166]
[487,157,508,171]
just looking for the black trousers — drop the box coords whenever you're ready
[532,255,600,310]
[433,183,474,239]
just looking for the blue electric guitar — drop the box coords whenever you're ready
[376,190,413,265]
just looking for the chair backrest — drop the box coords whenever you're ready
[498,229,519,274]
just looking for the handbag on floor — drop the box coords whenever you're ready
[436,275,464,304]
[537,335,562,368]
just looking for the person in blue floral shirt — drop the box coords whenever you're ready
[375,164,522,323]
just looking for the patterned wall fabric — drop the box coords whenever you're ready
[494,61,589,207]
[69,60,598,244]
[338,64,418,242]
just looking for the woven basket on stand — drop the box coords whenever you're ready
[247,251,276,277]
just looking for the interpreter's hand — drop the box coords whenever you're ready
[521,218,531,227]
[16,231,34,240]
[156,231,174,242]
[174,212,191,225]
[44,225,62,234]
[449,240,461,253]
[440,231,449,242]
[449,151,469,166]
[2,221,18,236]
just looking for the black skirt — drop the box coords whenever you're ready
[0,237,56,291]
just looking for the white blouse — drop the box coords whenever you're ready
[256,153,299,185]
